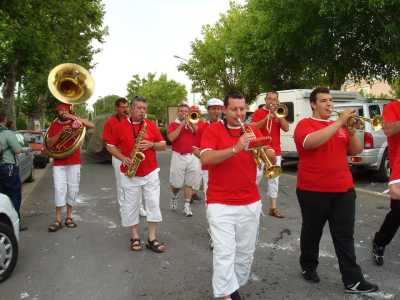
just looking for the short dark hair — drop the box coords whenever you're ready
[265,91,278,99]
[0,113,7,123]
[178,103,189,109]
[310,87,330,104]
[115,97,128,107]
[224,91,244,107]
[131,95,147,107]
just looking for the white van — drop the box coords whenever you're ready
[252,89,364,158]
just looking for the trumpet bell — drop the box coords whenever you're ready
[48,63,94,104]
[265,165,282,179]
[188,111,200,124]
[371,116,383,131]
[275,104,288,118]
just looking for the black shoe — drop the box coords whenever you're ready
[301,269,320,283]
[230,290,241,300]
[345,280,379,294]
[372,241,385,266]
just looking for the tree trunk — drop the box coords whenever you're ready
[27,94,46,130]
[1,59,19,120]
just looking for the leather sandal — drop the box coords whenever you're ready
[48,221,63,232]
[146,239,166,253]
[64,217,77,228]
[130,238,143,251]
[269,208,284,218]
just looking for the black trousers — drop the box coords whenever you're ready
[0,164,22,216]
[296,188,363,285]
[374,199,400,247]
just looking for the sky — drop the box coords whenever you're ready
[90,0,245,107]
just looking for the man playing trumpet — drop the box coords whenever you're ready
[47,103,94,232]
[252,91,289,218]
[294,87,378,294]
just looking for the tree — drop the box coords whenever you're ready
[93,95,121,116]
[126,73,187,124]
[178,3,260,103]
[0,0,107,125]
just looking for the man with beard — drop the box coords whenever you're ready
[106,96,167,252]
[47,103,94,232]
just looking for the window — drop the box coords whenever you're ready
[368,105,381,118]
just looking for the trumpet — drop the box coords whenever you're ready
[186,111,201,124]
[237,118,282,179]
[332,110,383,131]
[266,103,288,132]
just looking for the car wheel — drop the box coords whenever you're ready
[0,223,18,283]
[376,150,390,182]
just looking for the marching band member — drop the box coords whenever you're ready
[106,96,167,253]
[201,91,275,300]
[167,103,201,217]
[372,99,400,265]
[47,103,94,232]
[102,98,148,218]
[294,87,378,294]
[252,91,289,218]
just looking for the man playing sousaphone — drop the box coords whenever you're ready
[106,96,167,253]
[47,103,94,232]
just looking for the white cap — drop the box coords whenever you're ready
[207,98,224,108]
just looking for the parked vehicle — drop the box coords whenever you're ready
[334,101,389,181]
[253,89,363,158]
[19,130,49,169]
[0,193,19,283]
[15,133,34,183]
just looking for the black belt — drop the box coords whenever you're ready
[176,152,192,155]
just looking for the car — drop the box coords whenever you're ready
[334,101,389,181]
[0,193,19,283]
[15,133,34,183]
[18,130,49,169]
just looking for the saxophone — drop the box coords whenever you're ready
[123,121,147,177]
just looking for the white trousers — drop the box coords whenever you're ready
[202,170,209,203]
[169,152,202,190]
[256,155,282,199]
[53,164,81,207]
[119,168,162,227]
[207,201,262,298]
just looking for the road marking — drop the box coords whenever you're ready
[281,173,389,199]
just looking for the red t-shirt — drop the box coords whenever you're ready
[383,101,400,182]
[47,119,81,166]
[294,118,353,192]
[195,120,222,171]
[102,114,127,144]
[109,119,164,177]
[168,121,197,154]
[252,107,282,155]
[200,122,261,205]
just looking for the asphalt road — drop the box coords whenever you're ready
[1,150,399,300]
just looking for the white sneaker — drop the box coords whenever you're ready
[170,197,178,210]
[139,206,147,217]
[183,205,193,217]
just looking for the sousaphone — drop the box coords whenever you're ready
[44,63,94,159]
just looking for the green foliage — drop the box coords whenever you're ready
[180,0,400,97]
[16,116,27,130]
[93,95,121,116]
[0,0,107,124]
[126,73,187,123]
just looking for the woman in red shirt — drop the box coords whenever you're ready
[294,87,378,294]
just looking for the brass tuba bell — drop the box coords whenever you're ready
[44,63,94,159]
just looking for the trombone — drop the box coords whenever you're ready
[332,110,383,131]
[237,118,282,179]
